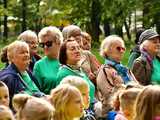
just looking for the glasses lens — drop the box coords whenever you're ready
[39,41,53,48]
[116,46,125,51]
[45,41,53,48]
[39,43,45,48]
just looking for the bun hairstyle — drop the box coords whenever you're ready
[13,94,54,120]
[12,94,31,111]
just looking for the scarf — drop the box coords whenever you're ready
[105,58,131,84]
[140,48,154,67]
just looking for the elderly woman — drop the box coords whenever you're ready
[33,26,63,94]
[97,35,136,118]
[18,30,41,72]
[0,41,41,108]
[62,25,101,86]
[56,38,95,107]
[81,32,92,51]
[132,29,160,85]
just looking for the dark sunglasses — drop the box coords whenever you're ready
[116,46,126,52]
[39,41,53,48]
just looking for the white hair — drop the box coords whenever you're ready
[100,35,124,57]
[38,26,63,43]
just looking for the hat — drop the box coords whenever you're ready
[139,29,160,44]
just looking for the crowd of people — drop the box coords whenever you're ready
[0,25,160,120]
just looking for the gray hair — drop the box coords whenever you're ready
[38,26,63,43]
[7,41,29,62]
[62,25,81,40]
[18,30,38,42]
[100,35,124,57]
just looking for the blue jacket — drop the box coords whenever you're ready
[0,63,41,107]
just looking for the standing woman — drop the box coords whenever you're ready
[97,35,136,118]
[33,26,63,94]
[56,37,95,107]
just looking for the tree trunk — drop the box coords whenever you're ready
[115,24,123,38]
[124,20,131,40]
[90,0,101,43]
[21,0,27,32]
[103,19,110,37]
[142,0,150,28]
[3,0,8,40]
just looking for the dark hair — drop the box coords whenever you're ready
[135,28,145,44]
[59,37,76,65]
[0,81,7,87]
[0,46,8,63]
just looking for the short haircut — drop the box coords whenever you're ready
[59,37,76,65]
[38,26,63,44]
[100,35,124,57]
[7,41,29,62]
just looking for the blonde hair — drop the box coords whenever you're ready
[81,32,91,42]
[50,84,82,120]
[18,30,38,42]
[13,94,54,120]
[100,35,124,57]
[38,26,63,43]
[119,88,141,120]
[60,75,89,91]
[62,25,81,40]
[134,85,160,120]
[7,41,29,62]
[0,105,15,120]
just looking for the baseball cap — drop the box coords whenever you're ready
[139,29,160,44]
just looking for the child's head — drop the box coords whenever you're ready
[60,75,90,109]
[13,94,54,120]
[0,105,15,120]
[119,87,142,120]
[0,81,9,107]
[50,84,83,120]
[134,85,160,120]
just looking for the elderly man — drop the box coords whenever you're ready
[132,29,160,85]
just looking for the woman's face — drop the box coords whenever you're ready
[0,86,9,107]
[25,37,38,55]
[40,35,61,59]
[66,41,81,65]
[67,92,83,119]
[82,37,91,50]
[145,37,160,56]
[12,46,30,72]
[107,40,125,62]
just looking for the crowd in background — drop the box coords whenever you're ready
[0,24,160,120]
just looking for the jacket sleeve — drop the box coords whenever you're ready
[131,60,149,85]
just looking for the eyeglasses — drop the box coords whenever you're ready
[116,46,126,52]
[39,41,53,48]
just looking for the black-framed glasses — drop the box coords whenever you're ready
[39,41,53,48]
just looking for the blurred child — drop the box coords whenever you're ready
[117,87,141,120]
[50,84,84,120]
[134,85,160,120]
[0,81,9,107]
[0,105,15,120]
[13,94,54,120]
[60,75,96,120]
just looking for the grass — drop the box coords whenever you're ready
[92,47,131,65]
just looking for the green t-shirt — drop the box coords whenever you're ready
[33,56,60,94]
[151,57,160,84]
[56,65,95,105]
[21,71,40,95]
